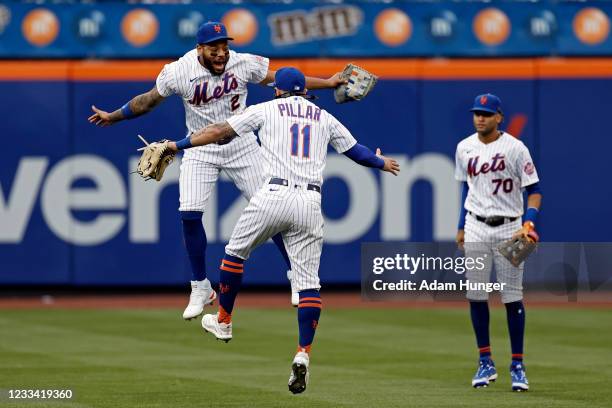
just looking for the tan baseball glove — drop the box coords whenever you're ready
[497,223,539,267]
[334,63,378,103]
[136,135,175,181]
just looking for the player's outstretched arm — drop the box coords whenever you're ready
[342,144,399,175]
[260,70,346,89]
[304,72,346,89]
[88,86,165,127]
[375,148,400,176]
[168,122,237,152]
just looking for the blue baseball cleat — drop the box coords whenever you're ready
[472,358,498,388]
[510,361,529,392]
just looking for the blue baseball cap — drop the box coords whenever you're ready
[196,22,233,45]
[470,93,503,114]
[269,67,306,93]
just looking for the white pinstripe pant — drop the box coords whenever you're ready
[464,213,524,303]
[178,137,266,211]
[226,181,324,292]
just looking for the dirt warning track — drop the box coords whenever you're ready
[0,292,610,309]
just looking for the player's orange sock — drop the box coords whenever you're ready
[218,255,244,324]
[218,305,232,324]
[297,290,321,354]
[297,345,312,354]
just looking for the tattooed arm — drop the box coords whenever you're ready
[88,86,165,127]
[168,122,237,152]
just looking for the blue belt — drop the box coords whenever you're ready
[269,177,321,193]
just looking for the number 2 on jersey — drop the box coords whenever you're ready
[230,95,240,111]
[290,123,311,158]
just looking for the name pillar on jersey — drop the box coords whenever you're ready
[189,72,239,106]
[277,103,321,121]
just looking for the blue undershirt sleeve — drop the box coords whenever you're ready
[343,143,385,169]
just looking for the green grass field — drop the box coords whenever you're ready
[1,306,611,408]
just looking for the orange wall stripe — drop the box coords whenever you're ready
[71,60,170,81]
[420,59,536,79]
[1,58,612,81]
[0,61,70,81]
[269,59,420,79]
[536,58,612,78]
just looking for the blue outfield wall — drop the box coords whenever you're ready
[0,75,610,285]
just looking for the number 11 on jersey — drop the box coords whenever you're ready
[290,123,311,158]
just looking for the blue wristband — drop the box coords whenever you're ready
[524,207,539,224]
[175,136,192,150]
[121,102,135,119]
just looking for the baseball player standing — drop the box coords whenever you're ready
[88,22,345,317]
[163,67,399,394]
[455,94,542,391]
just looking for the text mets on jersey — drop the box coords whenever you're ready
[189,72,238,106]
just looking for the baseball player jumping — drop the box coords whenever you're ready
[455,94,542,391]
[162,67,399,394]
[88,22,346,316]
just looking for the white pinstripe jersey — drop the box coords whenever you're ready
[455,132,539,218]
[226,96,357,186]
[155,49,269,139]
